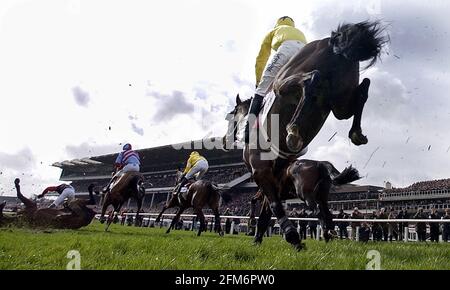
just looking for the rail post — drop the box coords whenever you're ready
[356,226,360,241]
[230,221,235,235]
[404,226,409,242]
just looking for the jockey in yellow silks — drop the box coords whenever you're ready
[245,16,307,143]
[173,151,209,198]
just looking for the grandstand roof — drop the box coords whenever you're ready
[54,138,244,180]
[332,184,383,194]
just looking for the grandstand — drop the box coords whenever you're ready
[49,138,450,216]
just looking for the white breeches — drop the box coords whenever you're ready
[185,159,209,180]
[256,40,305,97]
[52,186,75,207]
[120,163,140,173]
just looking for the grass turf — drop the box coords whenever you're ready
[1,221,449,270]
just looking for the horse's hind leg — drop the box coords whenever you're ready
[167,207,184,234]
[194,208,206,237]
[211,206,223,236]
[135,197,142,226]
[254,199,272,245]
[105,203,122,232]
[348,78,370,146]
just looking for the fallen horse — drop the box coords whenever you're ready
[0,179,97,229]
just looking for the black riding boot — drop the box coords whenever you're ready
[175,177,189,201]
[244,94,264,144]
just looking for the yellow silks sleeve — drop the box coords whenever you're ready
[183,157,194,174]
[255,31,273,86]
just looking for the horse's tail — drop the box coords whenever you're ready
[330,20,389,68]
[14,178,37,210]
[330,165,361,186]
[210,183,232,204]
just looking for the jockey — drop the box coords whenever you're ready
[174,151,209,198]
[103,143,141,193]
[245,16,307,143]
[38,184,75,208]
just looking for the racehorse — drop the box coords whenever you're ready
[9,178,96,229]
[223,21,387,250]
[246,156,360,244]
[155,173,230,236]
[99,171,146,231]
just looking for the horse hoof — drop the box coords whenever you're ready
[350,130,368,146]
[286,133,304,153]
[219,231,224,237]
[253,236,263,246]
[294,243,306,252]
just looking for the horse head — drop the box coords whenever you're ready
[222,94,250,151]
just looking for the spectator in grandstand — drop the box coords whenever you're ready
[298,209,308,240]
[289,208,299,228]
[120,209,127,226]
[388,210,399,242]
[371,210,383,241]
[37,183,75,208]
[224,208,232,234]
[429,208,440,243]
[379,208,389,241]
[233,207,241,235]
[442,209,450,242]
[103,143,141,193]
[308,212,318,240]
[396,209,407,240]
[337,209,349,240]
[414,208,427,242]
[350,207,363,240]
[174,151,209,201]
[359,222,371,243]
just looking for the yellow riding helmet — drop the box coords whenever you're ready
[276,16,295,27]
[190,151,199,156]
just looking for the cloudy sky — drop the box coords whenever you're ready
[0,0,449,196]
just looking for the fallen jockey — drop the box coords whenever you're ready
[38,183,76,208]
[173,151,209,202]
[103,143,141,193]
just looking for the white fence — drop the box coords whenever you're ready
[100,213,450,243]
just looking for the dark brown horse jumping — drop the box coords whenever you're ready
[223,20,387,251]
[8,179,97,229]
[155,176,230,236]
[99,171,146,231]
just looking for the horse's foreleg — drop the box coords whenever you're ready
[254,199,272,245]
[155,205,168,224]
[255,169,303,251]
[349,78,370,146]
[100,195,109,224]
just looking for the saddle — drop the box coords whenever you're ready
[254,91,309,159]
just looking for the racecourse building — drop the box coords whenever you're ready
[47,138,450,216]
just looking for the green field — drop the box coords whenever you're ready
[1,221,449,270]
